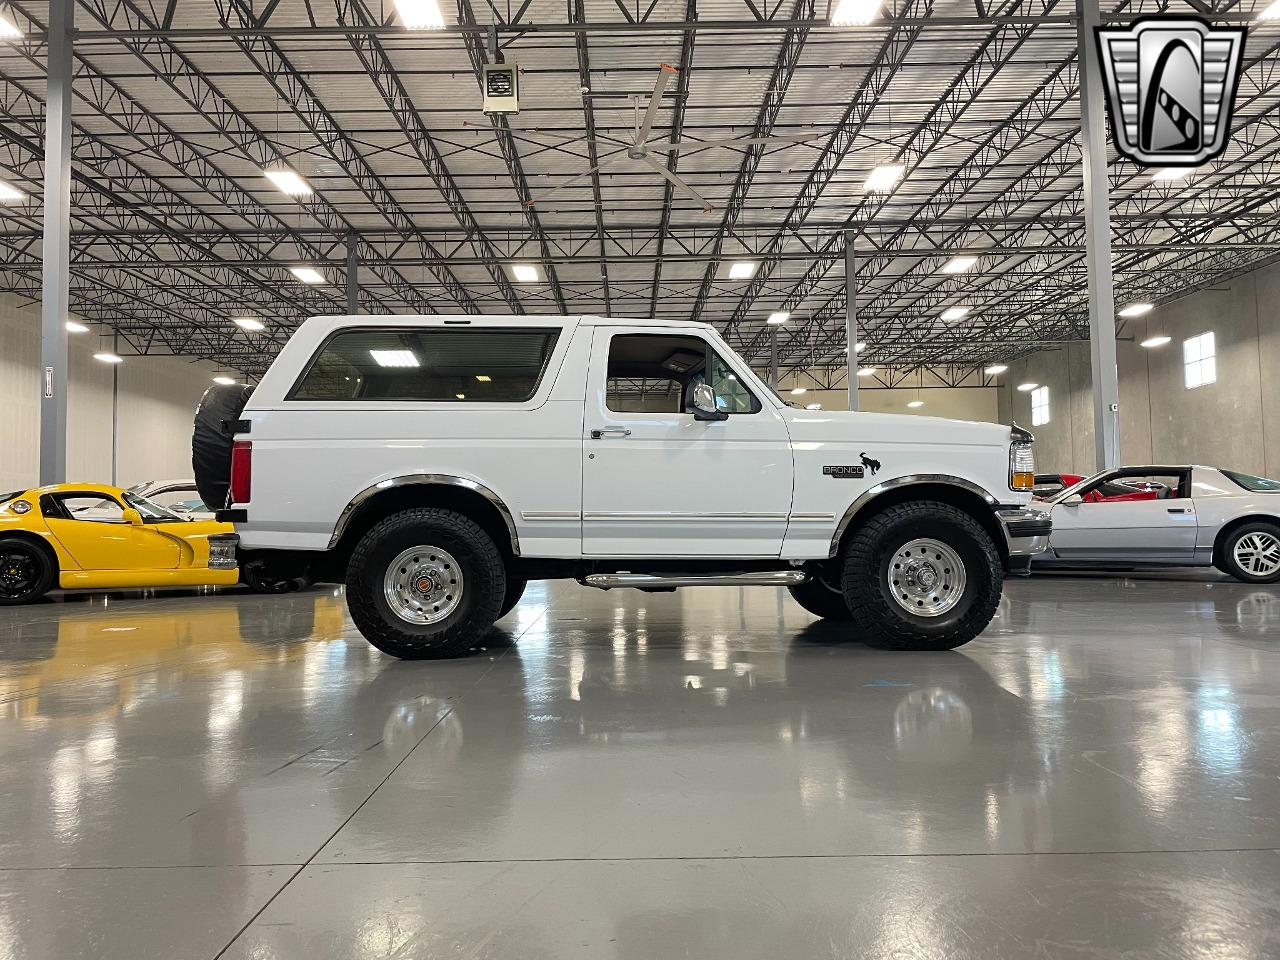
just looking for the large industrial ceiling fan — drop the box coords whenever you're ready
[524,63,825,213]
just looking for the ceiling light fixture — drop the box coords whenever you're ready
[0,179,24,202]
[767,311,790,325]
[789,387,806,396]
[212,375,237,386]
[1017,382,1038,392]
[455,393,466,400]
[370,349,419,368]
[1151,167,1191,182]
[263,167,313,197]
[830,0,883,26]
[856,367,876,377]
[855,341,866,353]
[0,11,22,39]
[1118,303,1153,317]
[940,306,971,322]
[728,261,757,280]
[290,266,326,284]
[475,375,492,382]
[941,256,977,274]
[1141,335,1172,348]
[863,164,904,193]
[1259,0,1280,19]
[907,399,924,408]
[984,364,1008,375]
[512,263,540,283]
[392,0,447,29]
[65,320,89,334]
[94,352,123,364]
[233,317,265,332]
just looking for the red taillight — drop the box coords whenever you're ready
[229,440,252,505]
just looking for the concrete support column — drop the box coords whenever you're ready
[768,326,779,391]
[345,232,360,314]
[39,0,74,484]
[845,229,859,412]
[1077,0,1121,469]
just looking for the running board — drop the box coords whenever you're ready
[579,571,808,590]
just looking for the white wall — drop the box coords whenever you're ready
[772,374,1000,423]
[1002,259,1280,477]
[0,294,235,490]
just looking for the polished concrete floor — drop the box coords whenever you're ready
[2,572,1280,959]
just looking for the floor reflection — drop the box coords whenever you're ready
[0,573,1278,958]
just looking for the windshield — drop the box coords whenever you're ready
[122,491,185,522]
[1222,469,1280,493]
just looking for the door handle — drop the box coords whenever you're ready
[590,427,631,439]
[1167,507,1189,514]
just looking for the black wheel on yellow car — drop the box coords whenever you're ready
[0,537,56,605]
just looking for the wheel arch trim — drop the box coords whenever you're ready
[829,474,999,558]
[328,474,521,556]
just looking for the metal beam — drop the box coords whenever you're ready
[845,230,858,412]
[39,0,72,484]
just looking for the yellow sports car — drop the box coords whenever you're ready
[0,483,238,605]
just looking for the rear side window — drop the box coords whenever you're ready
[1222,470,1280,493]
[289,327,561,402]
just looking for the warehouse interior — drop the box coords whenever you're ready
[2,0,1280,957]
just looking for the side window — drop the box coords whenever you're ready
[289,327,561,402]
[606,376,683,413]
[605,333,761,415]
[55,495,125,523]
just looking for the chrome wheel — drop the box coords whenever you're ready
[888,538,967,618]
[1233,531,1280,577]
[383,545,464,625]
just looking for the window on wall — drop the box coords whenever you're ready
[1031,385,1050,426]
[1183,332,1216,389]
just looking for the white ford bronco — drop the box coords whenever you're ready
[194,315,1050,659]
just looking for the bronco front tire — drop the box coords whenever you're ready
[345,507,506,659]
[842,500,1002,650]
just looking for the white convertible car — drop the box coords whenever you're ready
[1033,465,1280,583]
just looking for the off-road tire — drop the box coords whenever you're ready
[497,575,528,620]
[788,570,853,620]
[346,508,506,659]
[0,537,56,606]
[1217,521,1280,584]
[842,500,1002,650]
[192,383,254,511]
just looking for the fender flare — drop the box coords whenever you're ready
[829,474,999,558]
[328,474,521,555]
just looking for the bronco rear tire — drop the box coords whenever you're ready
[192,383,254,511]
[496,575,528,620]
[345,507,506,659]
[788,570,853,620]
[842,500,1002,651]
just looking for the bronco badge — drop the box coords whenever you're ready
[823,465,865,479]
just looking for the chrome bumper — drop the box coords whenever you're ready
[208,533,240,570]
[995,506,1051,567]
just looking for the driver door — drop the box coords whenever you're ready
[41,492,181,571]
[1050,471,1197,560]
[581,327,794,557]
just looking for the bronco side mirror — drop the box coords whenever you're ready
[691,382,728,422]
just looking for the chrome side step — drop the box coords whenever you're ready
[580,570,808,590]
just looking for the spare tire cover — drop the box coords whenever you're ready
[192,384,254,511]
